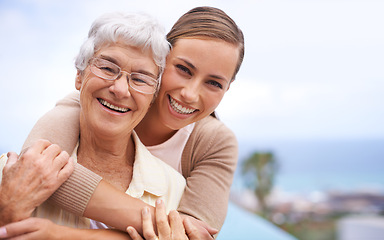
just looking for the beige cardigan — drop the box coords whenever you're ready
[23,92,238,231]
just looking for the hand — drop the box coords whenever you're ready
[0,218,65,240]
[0,218,137,240]
[180,215,218,240]
[0,140,74,224]
[127,199,188,240]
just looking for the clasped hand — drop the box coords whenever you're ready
[0,139,74,225]
[127,199,218,240]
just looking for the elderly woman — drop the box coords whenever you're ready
[0,12,186,239]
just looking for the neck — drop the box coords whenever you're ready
[77,123,135,191]
[135,106,177,146]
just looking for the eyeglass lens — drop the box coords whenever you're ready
[90,58,157,94]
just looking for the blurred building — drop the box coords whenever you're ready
[337,215,384,240]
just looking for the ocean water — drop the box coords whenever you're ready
[233,138,384,194]
[2,138,383,194]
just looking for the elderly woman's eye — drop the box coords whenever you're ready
[100,66,118,74]
[131,76,148,85]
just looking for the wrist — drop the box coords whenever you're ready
[0,187,12,224]
[0,189,33,224]
[0,197,15,224]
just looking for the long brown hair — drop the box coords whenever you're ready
[166,6,245,81]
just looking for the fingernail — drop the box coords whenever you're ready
[126,226,133,234]
[143,207,149,215]
[156,198,163,206]
[0,227,7,238]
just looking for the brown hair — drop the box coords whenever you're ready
[166,6,245,81]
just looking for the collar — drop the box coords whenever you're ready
[71,132,167,198]
[126,131,167,198]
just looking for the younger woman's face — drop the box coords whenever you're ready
[152,37,239,130]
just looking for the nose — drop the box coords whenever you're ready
[180,80,200,103]
[109,72,131,98]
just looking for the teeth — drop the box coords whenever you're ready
[169,96,196,114]
[99,99,129,113]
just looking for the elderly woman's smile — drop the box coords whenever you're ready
[98,98,130,113]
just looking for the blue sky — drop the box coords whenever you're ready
[1,0,383,153]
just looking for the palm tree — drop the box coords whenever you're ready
[242,151,277,218]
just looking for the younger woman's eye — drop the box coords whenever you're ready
[208,80,223,89]
[176,64,191,75]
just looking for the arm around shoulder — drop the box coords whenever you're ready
[0,217,133,240]
[22,91,81,154]
[178,116,238,232]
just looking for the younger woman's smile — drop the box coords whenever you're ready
[168,95,197,115]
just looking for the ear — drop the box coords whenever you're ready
[75,70,83,90]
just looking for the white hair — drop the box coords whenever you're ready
[75,12,170,80]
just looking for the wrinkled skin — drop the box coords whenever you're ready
[0,140,74,225]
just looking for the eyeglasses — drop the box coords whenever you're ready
[89,58,159,94]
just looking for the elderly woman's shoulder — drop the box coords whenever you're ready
[0,153,8,164]
[0,153,8,180]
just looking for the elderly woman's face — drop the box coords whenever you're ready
[75,41,159,137]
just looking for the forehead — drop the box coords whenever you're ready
[170,38,239,79]
[173,37,239,53]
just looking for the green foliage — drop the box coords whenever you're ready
[242,151,277,218]
[281,218,337,240]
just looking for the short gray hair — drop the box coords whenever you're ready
[75,12,169,78]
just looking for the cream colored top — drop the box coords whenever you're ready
[0,131,186,229]
[146,123,195,173]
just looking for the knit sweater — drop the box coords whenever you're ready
[23,92,238,231]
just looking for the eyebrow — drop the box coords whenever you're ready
[177,57,230,83]
[99,54,158,79]
[98,54,119,65]
[137,70,158,79]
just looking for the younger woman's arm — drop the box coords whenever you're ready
[22,92,154,234]
[81,180,155,234]
[22,91,80,154]
[0,217,133,240]
[177,117,238,232]
[23,92,218,238]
